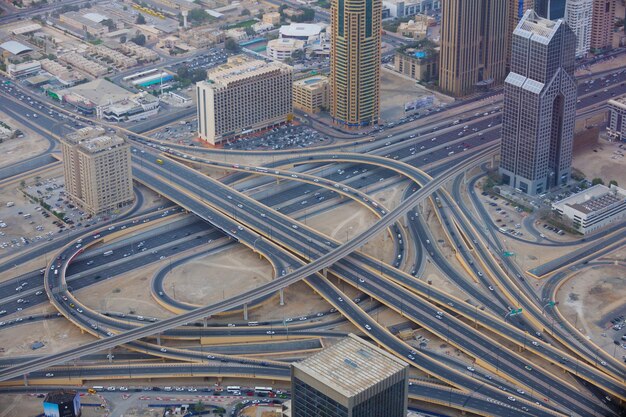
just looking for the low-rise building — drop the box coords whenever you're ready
[7,61,41,78]
[263,11,281,26]
[118,41,159,62]
[252,22,275,33]
[179,28,225,48]
[196,55,292,145]
[552,184,626,234]
[59,53,108,77]
[383,0,440,18]
[89,44,137,68]
[59,11,110,37]
[39,59,83,85]
[293,76,329,113]
[607,94,626,141]
[59,78,159,121]
[394,48,438,82]
[279,23,324,44]
[267,38,305,60]
[397,15,435,39]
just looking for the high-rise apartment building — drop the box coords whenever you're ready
[439,0,509,97]
[535,0,566,19]
[291,334,408,417]
[590,0,615,51]
[330,0,382,127]
[61,127,133,215]
[565,0,593,57]
[196,56,292,145]
[499,10,577,195]
[508,0,534,65]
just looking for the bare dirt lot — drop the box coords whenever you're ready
[0,317,95,358]
[0,112,51,169]
[572,136,625,186]
[163,245,273,306]
[556,264,626,355]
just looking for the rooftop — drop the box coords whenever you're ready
[0,40,33,55]
[515,10,562,44]
[63,79,132,107]
[204,56,290,87]
[280,23,323,38]
[608,93,626,111]
[294,75,328,88]
[554,184,626,215]
[293,334,407,398]
[44,390,77,404]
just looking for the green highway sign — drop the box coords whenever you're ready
[503,251,515,257]
[510,308,523,316]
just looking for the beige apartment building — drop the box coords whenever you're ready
[196,56,293,145]
[61,127,134,215]
[394,48,438,82]
[591,0,615,51]
[293,76,329,114]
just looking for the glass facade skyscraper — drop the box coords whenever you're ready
[499,10,577,195]
[535,0,566,19]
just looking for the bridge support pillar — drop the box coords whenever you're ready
[203,317,208,327]
[279,288,285,306]
[108,348,113,363]
[156,333,161,346]
[322,268,328,278]
[23,374,28,387]
[243,303,248,321]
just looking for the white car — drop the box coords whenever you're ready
[45,373,54,377]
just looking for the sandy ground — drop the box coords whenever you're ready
[0,317,95,357]
[556,264,626,355]
[572,136,626,186]
[379,69,436,122]
[163,245,273,306]
[76,261,174,319]
[0,111,51,169]
[241,406,282,417]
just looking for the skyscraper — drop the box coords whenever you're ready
[590,0,615,51]
[565,0,593,57]
[330,0,381,127]
[535,0,566,19]
[61,127,134,215]
[499,10,577,195]
[290,334,408,417]
[508,0,534,65]
[439,0,509,97]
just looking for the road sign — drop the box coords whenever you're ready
[510,308,523,316]
[503,251,515,257]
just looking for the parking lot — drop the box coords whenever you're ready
[167,49,228,74]
[223,124,330,151]
[0,176,124,255]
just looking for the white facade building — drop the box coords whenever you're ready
[607,94,626,141]
[552,184,626,234]
[267,38,305,60]
[565,0,593,58]
[196,56,292,145]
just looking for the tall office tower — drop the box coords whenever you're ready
[590,0,615,51]
[565,0,593,57]
[508,0,534,65]
[290,334,408,417]
[61,127,134,215]
[196,56,292,145]
[499,10,577,195]
[330,0,382,127]
[439,0,509,97]
[535,0,566,19]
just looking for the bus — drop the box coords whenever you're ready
[103,250,114,257]
[92,386,104,391]
[255,387,273,396]
[226,386,241,393]
[156,159,164,165]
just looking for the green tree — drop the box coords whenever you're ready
[101,18,117,31]
[244,26,255,36]
[136,13,146,24]
[131,33,146,45]
[194,401,205,412]
[591,178,604,186]
[609,179,618,187]
[240,8,250,16]
[291,49,305,60]
[224,37,240,52]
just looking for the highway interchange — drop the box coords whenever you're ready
[0,57,625,416]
